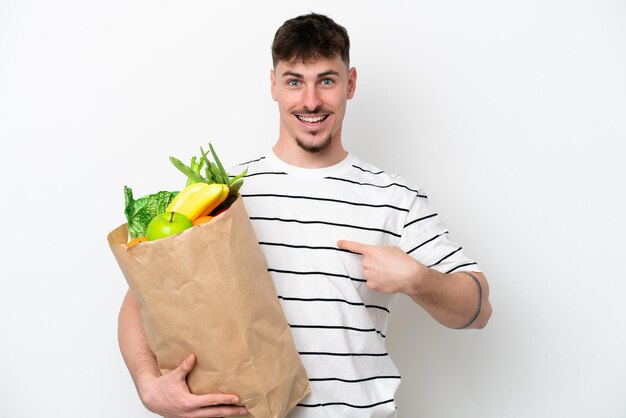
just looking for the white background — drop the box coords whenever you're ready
[1,1,625,417]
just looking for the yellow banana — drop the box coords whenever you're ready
[166,183,229,221]
[198,184,230,217]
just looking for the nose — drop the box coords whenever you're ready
[301,85,322,112]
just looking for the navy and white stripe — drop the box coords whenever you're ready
[236,151,480,418]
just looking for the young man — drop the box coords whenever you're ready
[118,13,492,418]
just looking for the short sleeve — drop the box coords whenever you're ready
[398,192,481,274]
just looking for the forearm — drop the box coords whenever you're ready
[407,269,492,329]
[118,290,161,398]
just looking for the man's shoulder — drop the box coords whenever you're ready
[349,156,420,193]
[349,157,395,179]
[229,154,270,174]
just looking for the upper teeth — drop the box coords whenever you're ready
[299,115,326,123]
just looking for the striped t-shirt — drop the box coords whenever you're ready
[237,151,480,418]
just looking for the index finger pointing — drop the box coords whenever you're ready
[337,240,368,254]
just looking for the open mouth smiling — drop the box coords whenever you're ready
[295,113,330,125]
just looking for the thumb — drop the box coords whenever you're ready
[175,353,196,379]
[337,240,368,255]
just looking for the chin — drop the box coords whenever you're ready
[296,134,333,154]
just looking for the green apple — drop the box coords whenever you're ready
[146,211,193,241]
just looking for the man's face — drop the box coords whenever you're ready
[271,55,356,154]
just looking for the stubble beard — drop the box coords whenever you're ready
[295,133,333,154]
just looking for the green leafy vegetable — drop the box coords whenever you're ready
[187,156,204,187]
[124,186,178,239]
[169,142,248,203]
[209,143,228,183]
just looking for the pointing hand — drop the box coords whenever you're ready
[337,240,423,295]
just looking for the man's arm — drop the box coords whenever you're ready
[336,241,492,329]
[118,290,248,417]
[403,268,491,329]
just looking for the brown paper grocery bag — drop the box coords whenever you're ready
[108,196,310,418]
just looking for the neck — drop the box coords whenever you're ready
[273,135,348,169]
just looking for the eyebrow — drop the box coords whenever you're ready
[281,70,341,79]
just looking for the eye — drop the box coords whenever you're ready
[320,78,335,86]
[287,79,301,87]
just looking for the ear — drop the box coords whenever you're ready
[270,69,278,101]
[347,67,357,100]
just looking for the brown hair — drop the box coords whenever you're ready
[271,13,350,67]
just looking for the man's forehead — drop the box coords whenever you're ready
[275,55,348,75]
